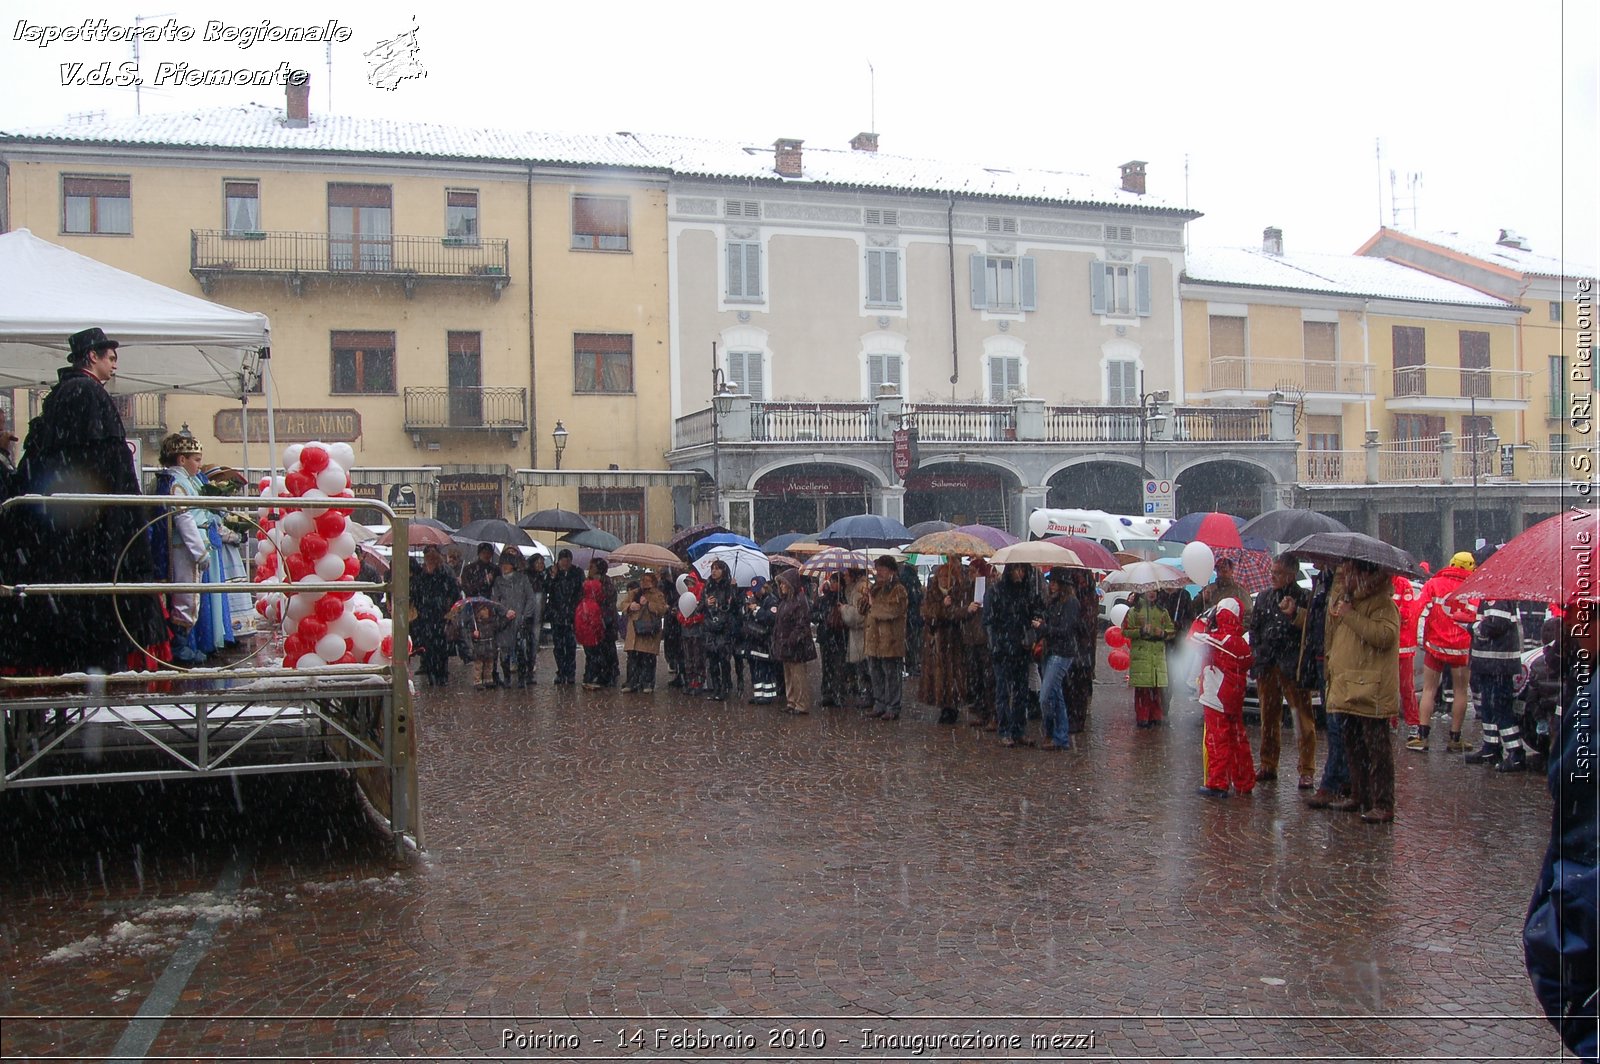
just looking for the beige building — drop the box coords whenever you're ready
[0,84,682,542]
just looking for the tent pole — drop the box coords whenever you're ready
[262,348,278,493]
[238,393,250,487]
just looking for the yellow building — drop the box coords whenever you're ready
[0,86,682,542]
[1182,229,1541,559]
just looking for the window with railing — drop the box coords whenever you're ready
[1460,331,1491,397]
[1393,326,1426,396]
[224,179,259,233]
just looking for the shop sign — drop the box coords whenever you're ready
[213,408,361,444]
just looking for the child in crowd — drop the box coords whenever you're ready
[1195,598,1255,798]
[471,602,501,689]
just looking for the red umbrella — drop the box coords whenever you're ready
[1453,510,1600,604]
[1043,535,1119,571]
[1159,511,1244,549]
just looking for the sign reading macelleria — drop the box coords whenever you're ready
[214,408,361,444]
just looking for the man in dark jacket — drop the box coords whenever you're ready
[985,564,1043,747]
[1249,554,1315,787]
[1523,602,1597,1062]
[544,548,585,685]
[1466,596,1526,770]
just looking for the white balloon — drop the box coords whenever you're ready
[328,610,358,640]
[678,591,697,619]
[314,553,346,581]
[1109,603,1130,629]
[368,650,390,666]
[279,534,300,559]
[257,536,277,557]
[315,633,347,661]
[1027,510,1050,539]
[297,652,327,669]
[351,619,382,653]
[302,488,329,501]
[283,614,300,635]
[286,593,315,619]
[273,476,287,495]
[294,574,325,602]
[280,511,313,538]
[316,462,347,496]
[282,443,304,467]
[350,593,375,612]
[329,442,356,470]
[676,574,690,595]
[1181,540,1216,586]
[377,618,394,638]
[328,532,357,559]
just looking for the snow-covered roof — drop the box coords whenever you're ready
[1,106,1190,215]
[1383,229,1596,281]
[1183,246,1520,309]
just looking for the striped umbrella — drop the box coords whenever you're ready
[799,547,871,576]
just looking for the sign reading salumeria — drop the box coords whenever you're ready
[214,408,361,443]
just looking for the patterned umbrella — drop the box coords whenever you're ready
[905,530,995,558]
[799,547,871,576]
[952,523,1020,549]
[1103,561,1193,594]
[1214,547,1273,594]
[767,554,801,571]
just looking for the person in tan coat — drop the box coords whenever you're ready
[1323,558,1401,823]
[919,558,970,724]
[861,555,910,720]
[621,570,670,693]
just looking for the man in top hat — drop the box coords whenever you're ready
[0,328,165,673]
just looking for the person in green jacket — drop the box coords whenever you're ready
[1124,591,1176,728]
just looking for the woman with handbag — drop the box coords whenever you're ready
[621,569,669,693]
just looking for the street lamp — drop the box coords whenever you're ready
[1467,366,1493,550]
[710,353,737,523]
[551,419,568,471]
[1136,370,1169,513]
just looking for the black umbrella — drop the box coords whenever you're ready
[453,517,536,548]
[816,513,913,550]
[666,522,731,557]
[518,507,593,533]
[414,516,456,533]
[1240,508,1350,544]
[562,527,623,551]
[1287,532,1418,575]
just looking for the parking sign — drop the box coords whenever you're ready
[1144,479,1174,518]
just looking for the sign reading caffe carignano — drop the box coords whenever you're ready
[213,408,361,444]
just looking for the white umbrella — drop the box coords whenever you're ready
[693,544,771,587]
[990,542,1085,567]
[1102,561,1192,593]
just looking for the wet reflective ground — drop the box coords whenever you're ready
[0,654,1564,1061]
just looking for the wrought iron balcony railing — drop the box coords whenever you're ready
[403,387,527,432]
[191,230,510,296]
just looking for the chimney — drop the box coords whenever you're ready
[774,138,804,178]
[285,72,311,128]
[1263,226,1284,255]
[1118,160,1147,195]
[1496,228,1529,251]
[850,131,879,153]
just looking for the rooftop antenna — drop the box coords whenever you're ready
[1389,168,1422,230]
[131,12,175,116]
[868,59,876,133]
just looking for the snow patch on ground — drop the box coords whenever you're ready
[301,873,407,895]
[42,888,265,964]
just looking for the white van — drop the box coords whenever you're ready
[1027,507,1174,556]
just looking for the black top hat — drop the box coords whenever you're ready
[67,327,119,361]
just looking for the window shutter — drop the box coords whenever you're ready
[884,250,899,305]
[1019,256,1036,311]
[866,249,884,304]
[971,254,989,308]
[1135,263,1152,317]
[727,242,744,298]
[1090,262,1107,315]
[869,354,885,395]
[988,357,1006,402]
[745,243,762,299]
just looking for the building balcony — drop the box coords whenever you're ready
[190,230,511,298]
[1298,432,1515,486]
[403,387,527,448]
[1384,364,1530,412]
[1199,357,1374,410]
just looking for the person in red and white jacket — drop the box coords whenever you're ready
[1410,551,1478,753]
[1393,574,1421,739]
[1195,598,1255,798]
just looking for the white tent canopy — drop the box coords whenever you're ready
[0,229,269,397]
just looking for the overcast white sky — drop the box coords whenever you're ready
[3,0,1597,267]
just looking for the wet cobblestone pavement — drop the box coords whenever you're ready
[0,653,1567,1062]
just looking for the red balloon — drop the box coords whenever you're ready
[285,553,313,581]
[1108,647,1131,671]
[298,616,327,643]
[283,651,302,668]
[332,590,355,601]
[1104,626,1128,649]
[343,556,361,578]
[315,510,346,539]
[336,651,357,665]
[299,532,329,561]
[283,633,306,658]
[355,610,380,623]
[379,634,394,657]
[254,564,274,583]
[284,470,315,497]
[316,595,345,623]
[299,445,330,474]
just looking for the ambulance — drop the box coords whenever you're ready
[1027,507,1174,556]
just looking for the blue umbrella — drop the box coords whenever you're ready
[761,531,816,554]
[816,513,913,550]
[686,531,761,560]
